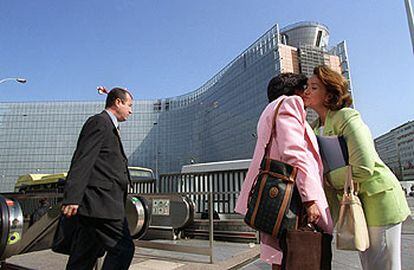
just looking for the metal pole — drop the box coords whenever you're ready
[94,258,102,270]
[153,122,159,180]
[156,132,159,180]
[396,140,404,180]
[405,0,414,54]
[209,192,214,264]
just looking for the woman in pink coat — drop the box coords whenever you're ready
[235,73,333,270]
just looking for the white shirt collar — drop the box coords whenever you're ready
[105,109,119,129]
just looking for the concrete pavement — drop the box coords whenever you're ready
[6,197,414,269]
[242,197,414,270]
[7,217,412,270]
[241,218,414,270]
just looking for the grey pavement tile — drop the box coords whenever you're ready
[4,212,414,269]
[133,239,254,264]
[241,227,414,270]
[7,249,68,269]
[241,259,271,270]
[130,260,184,270]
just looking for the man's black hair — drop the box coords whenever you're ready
[105,88,133,108]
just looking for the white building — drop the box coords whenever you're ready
[375,121,414,181]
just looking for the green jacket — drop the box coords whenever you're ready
[313,108,410,226]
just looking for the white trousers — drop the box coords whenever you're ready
[359,223,402,270]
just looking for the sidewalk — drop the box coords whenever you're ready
[7,239,260,270]
[7,217,412,270]
[242,209,414,270]
[7,198,414,269]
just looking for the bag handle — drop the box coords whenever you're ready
[264,98,285,159]
[343,165,359,195]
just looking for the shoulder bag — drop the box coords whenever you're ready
[244,99,302,239]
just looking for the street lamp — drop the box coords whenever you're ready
[97,86,108,95]
[0,77,27,85]
[405,0,414,54]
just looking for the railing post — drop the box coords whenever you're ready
[209,191,214,264]
[94,258,102,270]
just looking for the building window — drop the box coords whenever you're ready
[153,101,161,112]
[316,30,323,47]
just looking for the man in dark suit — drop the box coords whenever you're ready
[62,87,134,270]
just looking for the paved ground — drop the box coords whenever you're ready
[7,239,260,270]
[6,197,414,270]
[242,197,414,270]
[241,219,414,270]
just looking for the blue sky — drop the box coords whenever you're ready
[1,0,413,137]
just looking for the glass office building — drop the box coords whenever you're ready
[0,21,352,192]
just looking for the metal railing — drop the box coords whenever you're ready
[157,169,247,214]
[129,180,157,194]
[127,169,249,263]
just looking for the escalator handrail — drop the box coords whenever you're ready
[0,195,10,260]
[131,196,150,239]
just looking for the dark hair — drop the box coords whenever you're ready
[313,65,353,110]
[267,73,308,102]
[105,88,133,108]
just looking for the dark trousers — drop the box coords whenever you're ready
[66,216,135,270]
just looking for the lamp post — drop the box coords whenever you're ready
[405,0,414,54]
[0,77,27,85]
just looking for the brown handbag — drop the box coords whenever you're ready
[244,99,302,239]
[280,222,333,270]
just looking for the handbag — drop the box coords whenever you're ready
[280,223,333,270]
[336,166,370,251]
[244,99,302,239]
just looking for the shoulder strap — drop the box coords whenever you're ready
[263,98,285,159]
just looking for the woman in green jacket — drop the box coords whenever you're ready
[304,65,410,270]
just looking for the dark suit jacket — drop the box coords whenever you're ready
[62,111,131,220]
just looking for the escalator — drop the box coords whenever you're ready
[0,195,24,261]
[0,194,150,264]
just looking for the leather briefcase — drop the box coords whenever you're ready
[280,224,333,270]
[52,215,105,257]
[52,215,79,255]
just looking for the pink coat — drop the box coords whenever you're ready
[234,95,333,265]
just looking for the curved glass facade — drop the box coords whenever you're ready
[0,21,351,192]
